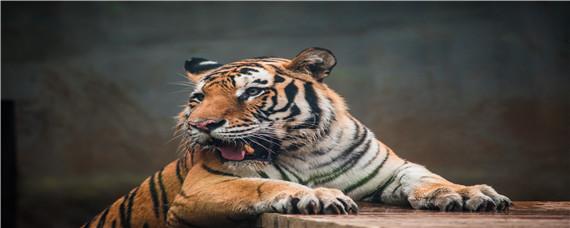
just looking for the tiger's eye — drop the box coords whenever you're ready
[245,87,262,96]
[239,87,265,101]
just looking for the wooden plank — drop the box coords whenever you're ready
[259,201,570,228]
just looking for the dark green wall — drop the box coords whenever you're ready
[2,2,569,228]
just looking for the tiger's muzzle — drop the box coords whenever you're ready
[189,121,280,162]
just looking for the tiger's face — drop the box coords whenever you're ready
[179,48,342,169]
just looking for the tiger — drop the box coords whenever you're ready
[82,47,512,228]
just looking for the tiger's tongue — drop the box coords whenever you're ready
[219,145,246,161]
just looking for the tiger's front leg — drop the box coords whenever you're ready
[166,163,358,228]
[379,162,512,212]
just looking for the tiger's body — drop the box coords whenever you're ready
[83,48,511,228]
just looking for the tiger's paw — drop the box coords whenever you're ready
[408,184,512,212]
[257,187,359,215]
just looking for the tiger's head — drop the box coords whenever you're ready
[179,47,348,169]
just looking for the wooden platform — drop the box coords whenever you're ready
[259,201,570,228]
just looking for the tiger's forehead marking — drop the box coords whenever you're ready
[234,68,274,88]
[197,66,276,91]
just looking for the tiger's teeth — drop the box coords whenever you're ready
[244,144,255,155]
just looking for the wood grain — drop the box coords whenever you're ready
[259,201,570,228]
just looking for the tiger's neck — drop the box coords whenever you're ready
[259,111,406,200]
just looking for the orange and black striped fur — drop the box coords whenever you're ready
[83,48,511,228]
[82,159,189,228]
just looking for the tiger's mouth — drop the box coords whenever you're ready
[211,139,273,162]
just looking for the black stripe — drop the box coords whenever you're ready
[302,112,336,153]
[118,195,128,228]
[83,218,93,228]
[264,88,280,112]
[310,138,373,185]
[318,109,336,138]
[148,173,161,218]
[279,163,306,184]
[274,75,285,83]
[175,159,184,184]
[391,183,403,195]
[344,150,391,194]
[273,163,291,181]
[143,223,150,228]
[120,188,138,228]
[111,220,116,228]
[362,161,408,202]
[202,164,240,177]
[309,116,357,156]
[304,82,321,122]
[283,104,301,120]
[272,81,298,113]
[158,169,169,221]
[252,79,268,84]
[289,82,322,130]
[228,76,236,87]
[96,207,110,228]
[258,171,270,178]
[381,164,416,200]
[311,124,344,156]
[363,174,396,202]
[127,188,138,228]
[351,117,361,141]
[202,73,217,83]
[315,128,368,169]
[253,110,271,121]
[239,67,259,75]
[362,146,382,169]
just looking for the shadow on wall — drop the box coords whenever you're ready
[1,2,569,228]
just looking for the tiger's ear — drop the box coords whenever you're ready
[184,57,222,82]
[286,47,337,82]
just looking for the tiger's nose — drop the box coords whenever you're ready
[188,119,226,132]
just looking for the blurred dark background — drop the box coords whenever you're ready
[2,2,569,228]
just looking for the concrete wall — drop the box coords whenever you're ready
[2,2,569,227]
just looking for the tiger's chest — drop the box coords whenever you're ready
[230,139,402,200]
